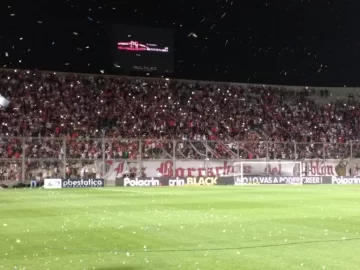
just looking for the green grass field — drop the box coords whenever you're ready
[1,186,360,270]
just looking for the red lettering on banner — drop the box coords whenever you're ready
[176,167,185,177]
[215,166,223,175]
[157,161,236,177]
[308,160,334,176]
[223,161,234,175]
[197,168,206,176]
[110,161,147,177]
[114,162,124,175]
[157,160,174,176]
[187,168,196,177]
[207,168,215,177]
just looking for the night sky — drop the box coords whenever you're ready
[0,0,358,86]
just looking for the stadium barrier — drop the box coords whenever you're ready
[1,136,360,183]
[36,175,360,189]
[330,176,360,184]
[234,176,328,185]
[98,158,360,180]
[44,178,105,189]
[115,176,232,187]
[235,176,360,185]
[114,176,360,186]
[234,176,360,185]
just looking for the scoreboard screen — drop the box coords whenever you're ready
[112,25,174,73]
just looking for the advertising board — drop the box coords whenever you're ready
[44,178,62,189]
[115,176,233,187]
[44,178,105,189]
[62,179,105,188]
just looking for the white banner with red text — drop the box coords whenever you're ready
[94,159,360,180]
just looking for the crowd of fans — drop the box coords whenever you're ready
[0,68,360,166]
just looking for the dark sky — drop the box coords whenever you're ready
[0,0,358,86]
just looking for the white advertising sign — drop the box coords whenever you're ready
[44,178,62,189]
[95,159,360,180]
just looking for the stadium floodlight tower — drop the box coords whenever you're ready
[233,160,303,185]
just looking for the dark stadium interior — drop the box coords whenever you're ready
[0,1,360,183]
[1,1,360,270]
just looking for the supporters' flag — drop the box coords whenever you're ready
[0,95,10,108]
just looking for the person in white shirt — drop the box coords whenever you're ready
[85,165,89,178]
[43,170,48,179]
[80,167,85,178]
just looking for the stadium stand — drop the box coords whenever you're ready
[0,68,360,182]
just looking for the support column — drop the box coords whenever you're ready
[21,137,25,182]
[173,140,176,177]
[205,140,208,176]
[237,141,240,159]
[102,136,106,178]
[138,139,142,177]
[63,137,66,179]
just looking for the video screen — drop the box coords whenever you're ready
[112,25,174,73]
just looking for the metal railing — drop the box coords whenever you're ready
[0,137,357,182]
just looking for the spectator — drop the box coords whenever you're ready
[0,68,358,162]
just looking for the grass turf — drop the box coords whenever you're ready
[0,186,360,270]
